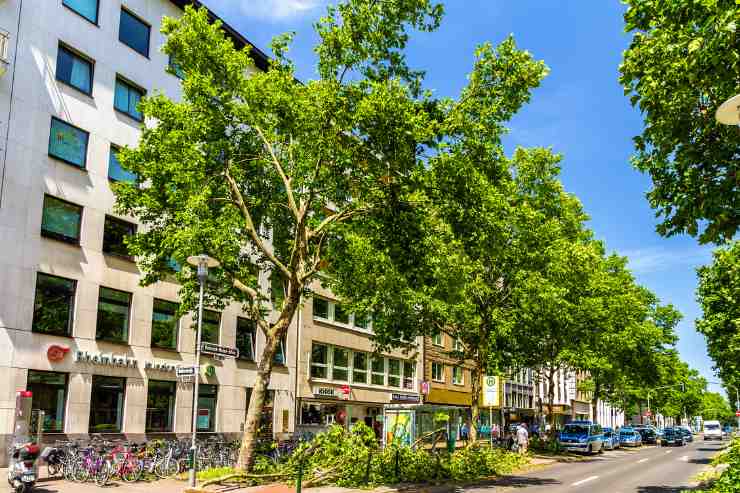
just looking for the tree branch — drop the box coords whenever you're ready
[254,125,300,220]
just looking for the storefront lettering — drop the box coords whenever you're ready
[74,351,178,372]
[313,386,338,398]
[391,393,420,403]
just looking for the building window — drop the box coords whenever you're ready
[353,312,370,330]
[270,273,285,308]
[56,44,93,95]
[273,337,286,366]
[452,366,464,385]
[371,357,385,386]
[334,303,349,324]
[119,8,150,57]
[102,216,135,259]
[48,117,88,168]
[108,145,137,183]
[312,297,329,319]
[32,273,76,336]
[145,380,175,432]
[388,359,401,388]
[236,317,255,361]
[431,362,444,382]
[453,338,463,351]
[331,347,349,382]
[200,310,220,345]
[41,195,82,244]
[89,376,125,433]
[432,333,443,346]
[168,55,185,79]
[96,287,131,343]
[151,299,178,350]
[63,0,98,24]
[310,343,328,379]
[352,352,368,384]
[197,384,217,432]
[403,361,416,390]
[28,370,67,433]
[114,77,144,121]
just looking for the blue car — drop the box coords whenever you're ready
[619,427,643,447]
[602,427,620,450]
[558,421,604,454]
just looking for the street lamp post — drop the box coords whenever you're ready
[186,254,220,488]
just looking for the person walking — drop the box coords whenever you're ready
[516,423,529,455]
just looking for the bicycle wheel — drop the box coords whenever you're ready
[73,462,90,483]
[121,460,142,482]
[47,462,61,477]
[156,458,179,479]
[94,464,110,487]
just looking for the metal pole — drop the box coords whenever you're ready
[489,406,493,448]
[188,275,205,488]
[647,392,650,426]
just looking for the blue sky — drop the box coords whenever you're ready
[203,0,724,396]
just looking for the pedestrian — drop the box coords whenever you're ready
[517,423,529,455]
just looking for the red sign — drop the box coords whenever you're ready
[341,385,350,395]
[47,345,70,362]
[735,410,740,417]
[645,411,652,417]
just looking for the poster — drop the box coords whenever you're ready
[385,410,414,446]
[197,409,210,429]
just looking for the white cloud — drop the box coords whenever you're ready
[621,246,714,275]
[235,0,326,20]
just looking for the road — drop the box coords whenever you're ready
[469,439,727,493]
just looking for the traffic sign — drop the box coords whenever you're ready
[645,411,652,417]
[735,410,740,417]
[176,366,196,377]
[200,342,239,359]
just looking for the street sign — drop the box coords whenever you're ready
[482,375,500,407]
[176,366,197,377]
[200,342,239,359]
[735,410,740,417]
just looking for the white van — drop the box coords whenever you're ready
[703,420,722,440]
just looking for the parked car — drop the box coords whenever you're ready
[634,426,658,444]
[558,421,604,454]
[602,427,620,450]
[678,426,694,443]
[619,428,643,447]
[703,420,722,440]
[660,427,686,447]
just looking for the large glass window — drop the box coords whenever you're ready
[96,287,131,343]
[63,0,98,24]
[310,343,328,379]
[452,366,464,385]
[114,77,144,121]
[334,304,349,324]
[102,216,135,259]
[352,352,367,384]
[89,376,125,433]
[431,362,444,382]
[312,297,329,319]
[271,273,285,308]
[27,371,67,433]
[331,347,349,382]
[108,145,137,183]
[56,44,93,95]
[201,310,220,345]
[32,273,76,336]
[403,361,416,390]
[388,359,401,388]
[197,384,217,432]
[236,317,255,361]
[145,380,175,432]
[168,55,185,79]
[273,337,287,366]
[371,358,385,386]
[151,299,178,350]
[432,333,443,346]
[48,117,88,168]
[119,9,150,57]
[41,195,82,244]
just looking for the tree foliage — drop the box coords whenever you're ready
[619,0,739,244]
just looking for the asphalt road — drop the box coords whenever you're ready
[467,438,728,493]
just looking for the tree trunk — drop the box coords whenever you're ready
[547,367,556,430]
[591,380,600,425]
[470,364,480,442]
[236,287,301,470]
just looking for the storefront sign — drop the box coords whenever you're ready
[313,386,339,398]
[74,350,178,372]
[47,345,70,362]
[197,409,210,429]
[391,393,420,403]
[420,381,430,395]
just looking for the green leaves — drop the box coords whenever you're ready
[619,0,739,244]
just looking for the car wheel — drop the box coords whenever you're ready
[587,444,593,454]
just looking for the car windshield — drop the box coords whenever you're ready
[620,430,634,436]
[705,424,720,430]
[563,424,589,435]
[663,428,675,435]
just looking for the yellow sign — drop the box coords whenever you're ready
[481,375,500,407]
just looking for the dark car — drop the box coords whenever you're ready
[678,426,693,443]
[660,427,685,447]
[634,426,658,444]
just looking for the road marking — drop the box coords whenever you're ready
[571,476,599,487]
[637,458,649,463]
[680,455,689,462]
[665,450,673,454]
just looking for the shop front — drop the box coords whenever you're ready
[297,385,386,440]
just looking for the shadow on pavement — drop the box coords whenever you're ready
[636,487,704,493]
[688,457,712,465]
[482,476,561,488]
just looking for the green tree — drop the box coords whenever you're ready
[696,241,740,394]
[114,1,445,469]
[619,0,739,244]
[700,391,734,422]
